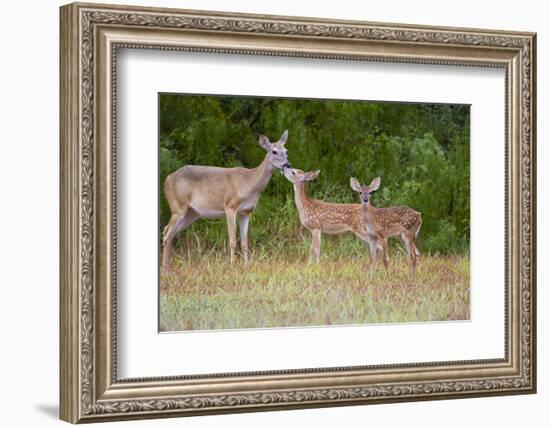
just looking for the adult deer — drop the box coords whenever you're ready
[350,177,422,274]
[282,167,381,263]
[162,130,290,269]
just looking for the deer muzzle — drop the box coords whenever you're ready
[281,162,291,174]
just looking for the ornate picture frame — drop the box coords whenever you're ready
[60,2,536,423]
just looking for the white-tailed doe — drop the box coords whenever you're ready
[162,130,291,268]
[283,167,380,263]
[350,176,422,274]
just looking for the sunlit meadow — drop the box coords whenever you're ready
[159,95,471,332]
[160,238,469,331]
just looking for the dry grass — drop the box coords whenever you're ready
[160,248,470,332]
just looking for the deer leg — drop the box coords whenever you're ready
[380,238,389,274]
[409,242,416,276]
[225,208,238,264]
[411,241,420,273]
[368,238,378,274]
[310,229,321,263]
[401,233,416,274]
[410,239,419,275]
[315,230,322,263]
[162,208,197,269]
[239,214,250,265]
[162,214,181,270]
[178,210,199,232]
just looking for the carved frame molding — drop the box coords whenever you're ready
[60,2,536,423]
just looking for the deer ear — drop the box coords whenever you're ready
[259,135,271,150]
[300,170,319,181]
[309,170,320,180]
[369,176,381,192]
[350,177,362,192]
[279,130,288,145]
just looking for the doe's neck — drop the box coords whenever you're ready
[250,155,277,192]
[293,181,310,210]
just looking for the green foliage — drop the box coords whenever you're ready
[159,95,470,254]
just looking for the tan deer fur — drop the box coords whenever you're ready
[162,131,290,268]
[283,168,380,263]
[351,176,422,274]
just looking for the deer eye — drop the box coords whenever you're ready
[272,150,278,154]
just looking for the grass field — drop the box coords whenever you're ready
[160,242,470,331]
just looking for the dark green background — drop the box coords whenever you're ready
[159,94,470,255]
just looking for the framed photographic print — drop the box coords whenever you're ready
[59,2,537,423]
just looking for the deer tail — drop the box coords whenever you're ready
[415,215,422,239]
[414,215,422,257]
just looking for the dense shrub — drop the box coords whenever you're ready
[159,95,470,255]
